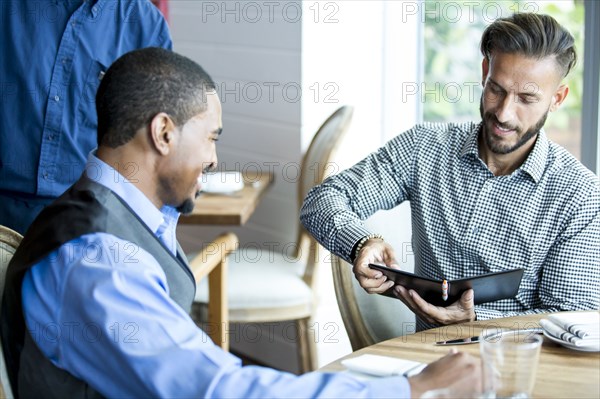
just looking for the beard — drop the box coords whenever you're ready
[176,190,201,214]
[479,95,548,155]
[159,174,200,215]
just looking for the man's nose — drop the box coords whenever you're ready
[205,155,218,173]
[495,93,516,123]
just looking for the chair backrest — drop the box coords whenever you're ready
[296,106,354,287]
[331,255,415,351]
[0,225,23,399]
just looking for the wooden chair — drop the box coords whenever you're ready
[0,225,23,399]
[331,254,415,351]
[188,232,238,351]
[193,106,354,372]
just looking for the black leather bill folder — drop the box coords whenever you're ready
[369,264,525,307]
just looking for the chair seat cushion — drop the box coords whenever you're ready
[193,249,313,311]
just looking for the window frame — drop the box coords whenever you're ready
[582,0,600,174]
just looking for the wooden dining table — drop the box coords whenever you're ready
[320,313,600,398]
[179,172,274,225]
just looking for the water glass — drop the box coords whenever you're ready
[479,328,543,399]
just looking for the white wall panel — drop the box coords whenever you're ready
[218,115,299,160]
[171,1,301,51]
[175,43,301,84]
[171,0,302,253]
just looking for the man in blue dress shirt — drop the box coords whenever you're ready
[2,48,481,398]
[0,0,172,234]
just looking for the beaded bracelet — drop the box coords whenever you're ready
[352,234,384,261]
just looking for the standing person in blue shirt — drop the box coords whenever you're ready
[300,13,600,332]
[2,47,481,399]
[0,0,172,234]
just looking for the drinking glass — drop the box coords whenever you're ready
[479,328,543,399]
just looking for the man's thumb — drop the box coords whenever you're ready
[462,289,474,305]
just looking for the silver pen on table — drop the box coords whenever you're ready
[435,327,544,346]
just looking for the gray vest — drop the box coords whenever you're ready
[1,176,195,398]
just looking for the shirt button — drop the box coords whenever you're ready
[43,172,49,180]
[472,227,479,234]
[54,95,60,102]
[47,135,54,141]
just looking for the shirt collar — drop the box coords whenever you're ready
[83,0,104,19]
[460,122,483,159]
[84,152,180,238]
[517,130,549,183]
[460,122,548,183]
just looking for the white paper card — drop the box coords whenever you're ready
[341,354,426,377]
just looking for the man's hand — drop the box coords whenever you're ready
[393,285,476,325]
[353,239,398,294]
[408,349,481,399]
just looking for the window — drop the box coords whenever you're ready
[422,0,585,160]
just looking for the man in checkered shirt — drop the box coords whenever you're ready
[300,13,600,330]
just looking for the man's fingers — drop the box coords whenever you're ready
[357,240,396,268]
[395,285,476,326]
[381,248,399,267]
[408,290,439,324]
[353,257,394,293]
[368,279,394,294]
[352,263,382,279]
[394,286,420,311]
[359,277,394,294]
[387,261,401,270]
[392,285,411,306]
[460,289,475,308]
[352,240,404,294]
[394,286,439,324]
[354,266,395,294]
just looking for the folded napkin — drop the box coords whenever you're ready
[200,171,244,193]
[548,311,600,339]
[341,354,426,377]
[540,311,600,348]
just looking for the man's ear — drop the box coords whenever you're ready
[550,84,569,112]
[481,57,489,86]
[149,113,176,155]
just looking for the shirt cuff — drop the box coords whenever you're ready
[365,375,411,398]
[335,224,374,263]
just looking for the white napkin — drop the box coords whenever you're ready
[341,354,426,377]
[548,312,600,339]
[540,312,600,347]
[200,171,244,193]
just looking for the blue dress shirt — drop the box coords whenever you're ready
[21,154,411,398]
[0,0,171,198]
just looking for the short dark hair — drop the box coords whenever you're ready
[480,13,577,78]
[96,47,216,148]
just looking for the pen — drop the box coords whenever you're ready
[441,279,448,301]
[435,328,544,346]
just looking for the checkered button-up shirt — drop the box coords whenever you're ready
[301,122,600,325]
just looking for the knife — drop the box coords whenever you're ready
[435,327,544,346]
